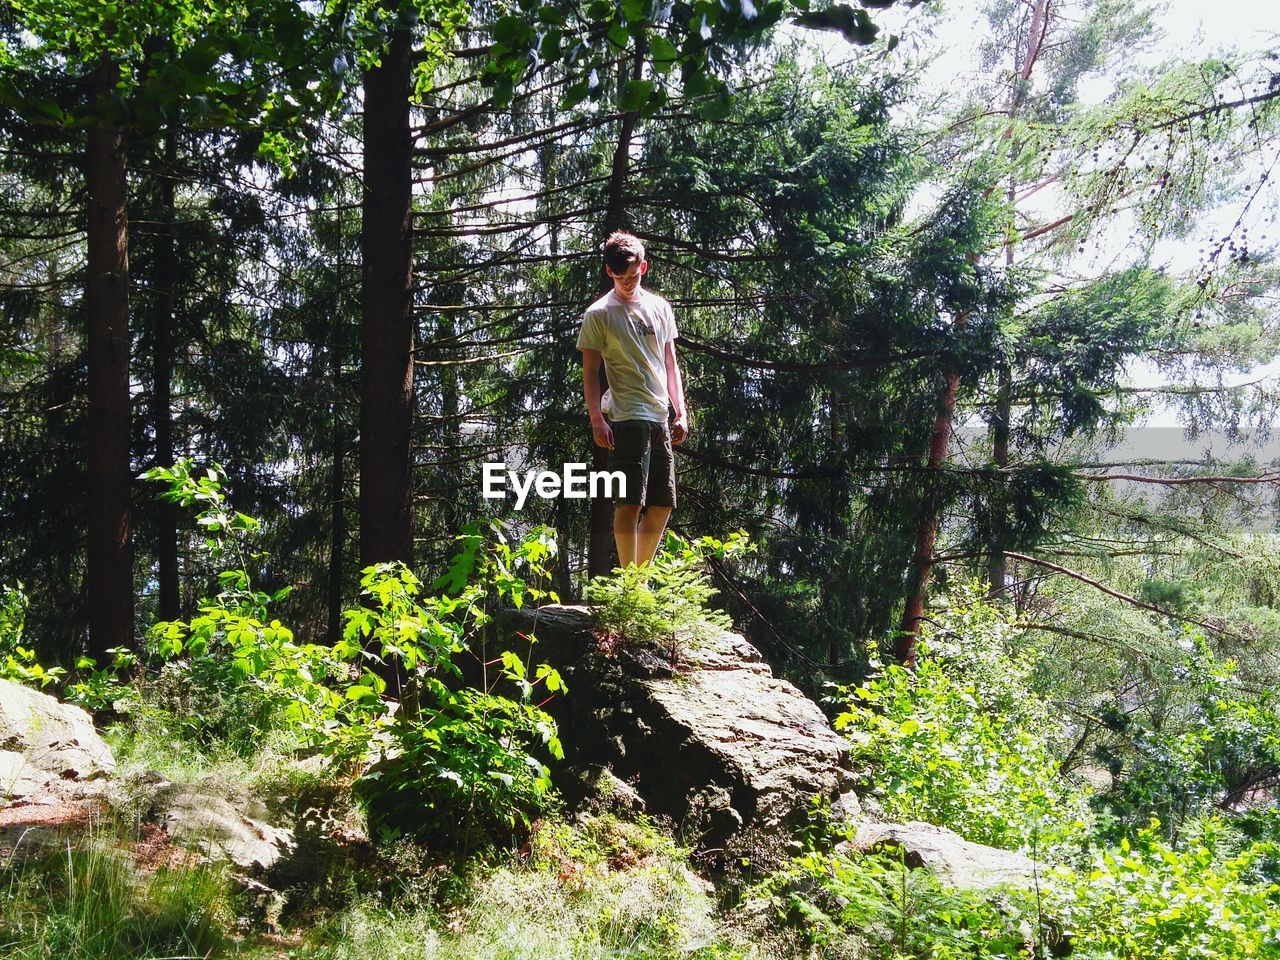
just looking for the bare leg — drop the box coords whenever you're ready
[613,503,642,568]
[636,506,672,566]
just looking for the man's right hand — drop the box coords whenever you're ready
[591,417,614,450]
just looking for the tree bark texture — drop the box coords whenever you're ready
[327,299,349,648]
[987,360,1011,597]
[360,21,415,573]
[86,54,134,657]
[153,125,180,622]
[327,407,347,647]
[895,353,962,667]
[988,0,1047,600]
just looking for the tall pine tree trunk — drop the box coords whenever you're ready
[538,87,576,600]
[86,53,134,657]
[327,429,347,646]
[895,335,963,667]
[897,0,1048,662]
[987,0,1047,602]
[360,16,415,574]
[587,46,644,579]
[327,317,348,647]
[153,124,180,622]
[987,360,1011,596]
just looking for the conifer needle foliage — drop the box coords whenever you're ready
[584,531,751,664]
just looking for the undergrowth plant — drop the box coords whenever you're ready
[1046,818,1280,959]
[0,580,60,688]
[584,531,750,664]
[745,847,1041,959]
[0,832,233,960]
[137,458,566,851]
[292,811,720,960]
[833,580,1089,854]
[1088,633,1280,845]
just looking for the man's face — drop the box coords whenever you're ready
[606,259,646,300]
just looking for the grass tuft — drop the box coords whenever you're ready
[0,830,235,960]
[288,813,721,960]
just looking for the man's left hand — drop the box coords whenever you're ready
[672,414,689,445]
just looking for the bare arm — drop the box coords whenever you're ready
[664,339,688,444]
[580,347,614,449]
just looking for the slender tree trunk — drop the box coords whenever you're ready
[86,53,134,657]
[327,324,347,647]
[153,125,180,622]
[896,316,966,667]
[326,433,347,646]
[827,388,842,670]
[987,0,1046,601]
[360,16,415,574]
[896,0,1049,662]
[537,90,577,599]
[588,46,644,579]
[437,311,460,524]
[987,360,1011,596]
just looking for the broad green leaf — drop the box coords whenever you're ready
[620,79,654,111]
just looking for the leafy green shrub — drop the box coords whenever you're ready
[744,848,1042,959]
[834,581,1088,853]
[584,531,750,662]
[1046,818,1280,959]
[0,580,144,730]
[1090,634,1280,843]
[347,525,567,851]
[0,580,64,688]
[1,577,141,712]
[142,459,566,852]
[1235,804,1280,886]
[63,646,138,712]
[143,460,338,751]
[353,673,564,852]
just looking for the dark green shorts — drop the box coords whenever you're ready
[608,418,676,508]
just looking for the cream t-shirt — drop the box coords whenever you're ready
[576,288,678,423]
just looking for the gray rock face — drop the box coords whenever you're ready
[564,764,648,817]
[149,780,296,873]
[505,605,860,857]
[0,678,115,803]
[845,820,1041,889]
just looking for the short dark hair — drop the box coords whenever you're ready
[604,231,645,274]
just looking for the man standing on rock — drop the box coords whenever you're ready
[578,231,689,568]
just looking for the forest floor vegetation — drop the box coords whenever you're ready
[4,470,1280,957]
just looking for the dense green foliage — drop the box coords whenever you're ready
[0,580,52,687]
[56,460,567,851]
[2,0,1280,955]
[584,530,749,659]
[1048,821,1280,960]
[748,848,1039,959]
[834,583,1089,852]
[1088,636,1280,843]
[742,590,1280,959]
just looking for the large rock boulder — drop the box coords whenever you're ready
[845,820,1041,890]
[148,780,296,874]
[504,605,860,860]
[0,678,115,804]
